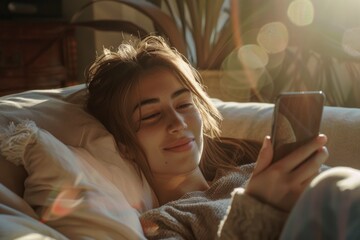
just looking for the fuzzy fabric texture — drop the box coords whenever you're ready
[0,120,38,166]
[140,165,288,240]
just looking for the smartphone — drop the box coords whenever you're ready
[271,91,325,163]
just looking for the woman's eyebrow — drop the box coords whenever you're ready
[172,88,190,98]
[133,88,190,112]
[133,98,158,112]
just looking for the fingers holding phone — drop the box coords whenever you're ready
[245,91,329,212]
[269,92,329,207]
[272,134,328,173]
[246,133,328,212]
[288,136,329,184]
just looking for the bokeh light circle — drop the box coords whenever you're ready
[257,22,289,54]
[237,44,269,69]
[287,0,314,26]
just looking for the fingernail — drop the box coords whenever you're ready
[315,146,329,164]
[318,134,328,143]
[263,135,270,148]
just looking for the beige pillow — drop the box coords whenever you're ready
[0,120,146,239]
[0,85,155,211]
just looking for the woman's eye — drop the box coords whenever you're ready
[178,103,193,109]
[141,112,160,121]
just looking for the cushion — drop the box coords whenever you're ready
[0,85,155,212]
[0,120,146,239]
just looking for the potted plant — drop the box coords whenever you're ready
[71,0,240,100]
[71,0,234,69]
[71,0,360,106]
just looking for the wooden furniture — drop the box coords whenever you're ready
[0,20,77,96]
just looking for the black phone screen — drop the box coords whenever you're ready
[271,91,325,163]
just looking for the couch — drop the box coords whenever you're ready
[0,84,359,239]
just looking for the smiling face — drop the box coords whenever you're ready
[130,67,204,176]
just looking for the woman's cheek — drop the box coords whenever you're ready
[136,123,163,151]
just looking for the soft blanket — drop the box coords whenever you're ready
[140,165,288,240]
[0,184,68,240]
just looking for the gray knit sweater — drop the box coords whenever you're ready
[140,164,288,240]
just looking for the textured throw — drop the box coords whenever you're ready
[140,165,288,240]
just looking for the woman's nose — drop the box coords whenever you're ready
[167,110,187,134]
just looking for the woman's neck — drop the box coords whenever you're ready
[152,167,209,205]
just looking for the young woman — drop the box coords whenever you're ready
[85,36,359,239]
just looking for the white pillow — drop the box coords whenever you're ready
[0,120,146,239]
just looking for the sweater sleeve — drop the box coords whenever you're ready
[217,188,288,240]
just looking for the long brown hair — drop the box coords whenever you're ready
[86,36,260,185]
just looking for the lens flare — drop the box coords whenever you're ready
[41,174,85,222]
[41,187,84,222]
[342,28,360,57]
[287,0,314,26]
[257,22,289,54]
[237,44,269,69]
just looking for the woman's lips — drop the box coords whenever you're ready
[163,138,195,152]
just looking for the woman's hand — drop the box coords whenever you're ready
[245,134,329,212]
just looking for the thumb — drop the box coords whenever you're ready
[253,136,273,175]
